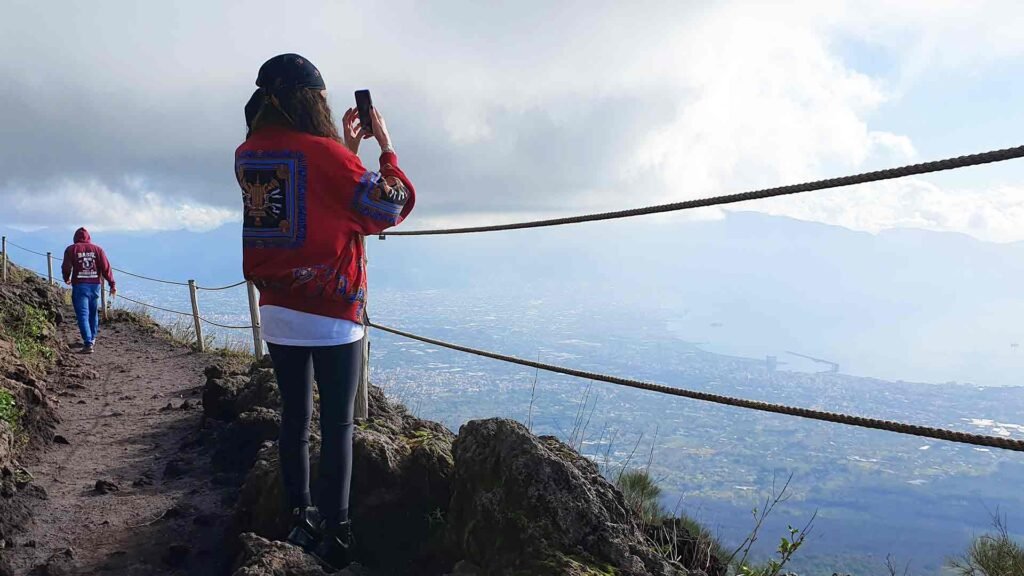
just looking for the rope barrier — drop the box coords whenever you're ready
[7,241,56,259]
[114,292,251,329]
[6,240,195,286]
[113,293,194,318]
[369,321,1024,452]
[111,267,190,287]
[198,316,253,330]
[196,279,248,291]
[382,144,1024,236]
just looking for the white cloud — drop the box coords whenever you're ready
[752,178,1024,243]
[625,5,898,199]
[1,0,1023,239]
[7,179,236,232]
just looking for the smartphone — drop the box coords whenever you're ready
[355,89,373,135]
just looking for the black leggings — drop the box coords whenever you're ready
[267,340,362,525]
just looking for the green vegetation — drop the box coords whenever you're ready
[725,475,815,576]
[734,524,810,576]
[948,514,1024,576]
[617,469,728,571]
[554,554,619,576]
[618,469,667,524]
[2,304,55,371]
[616,469,816,576]
[146,312,252,358]
[164,317,213,351]
[212,337,255,359]
[406,428,454,465]
[0,388,21,434]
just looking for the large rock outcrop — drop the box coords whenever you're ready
[448,418,690,576]
[204,360,716,576]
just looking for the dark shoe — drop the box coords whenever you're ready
[286,507,323,552]
[313,520,352,569]
[82,344,94,354]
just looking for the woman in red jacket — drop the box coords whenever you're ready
[237,53,414,567]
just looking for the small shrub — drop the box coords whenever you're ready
[616,469,730,572]
[617,469,666,524]
[675,514,729,564]
[164,318,201,348]
[948,513,1024,576]
[212,336,255,359]
[0,388,21,434]
[735,524,810,576]
[726,474,815,576]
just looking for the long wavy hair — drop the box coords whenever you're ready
[248,88,341,142]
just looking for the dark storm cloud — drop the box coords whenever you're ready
[0,0,699,229]
[0,66,675,222]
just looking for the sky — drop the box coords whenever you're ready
[2,0,1023,242]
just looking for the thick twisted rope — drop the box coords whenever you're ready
[6,241,194,286]
[198,316,253,330]
[196,279,248,291]
[111,267,190,286]
[114,293,194,317]
[115,293,251,329]
[7,241,56,258]
[383,144,1024,236]
[370,322,1024,452]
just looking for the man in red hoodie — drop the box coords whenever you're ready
[61,228,116,354]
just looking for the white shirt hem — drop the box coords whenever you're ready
[263,332,364,347]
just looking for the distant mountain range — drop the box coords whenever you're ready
[5,211,1023,386]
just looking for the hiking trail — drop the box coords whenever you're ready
[3,311,235,576]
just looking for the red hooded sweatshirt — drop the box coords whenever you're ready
[236,126,415,323]
[61,228,116,288]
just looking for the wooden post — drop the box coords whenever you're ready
[188,279,205,352]
[354,236,370,419]
[356,331,369,419]
[46,252,54,285]
[100,279,108,321]
[246,281,264,359]
[1,236,7,282]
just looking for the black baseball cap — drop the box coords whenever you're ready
[256,53,326,91]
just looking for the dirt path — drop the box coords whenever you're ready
[3,313,237,575]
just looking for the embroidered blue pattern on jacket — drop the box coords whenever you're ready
[352,171,407,225]
[237,150,308,248]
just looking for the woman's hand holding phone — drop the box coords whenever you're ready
[341,106,392,154]
[370,107,393,154]
[342,108,371,154]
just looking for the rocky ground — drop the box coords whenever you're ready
[0,267,723,576]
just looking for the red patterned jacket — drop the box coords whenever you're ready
[236,126,415,323]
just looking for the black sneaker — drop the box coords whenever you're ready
[82,344,94,354]
[313,520,352,569]
[286,507,323,552]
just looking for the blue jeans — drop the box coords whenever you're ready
[72,284,101,346]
